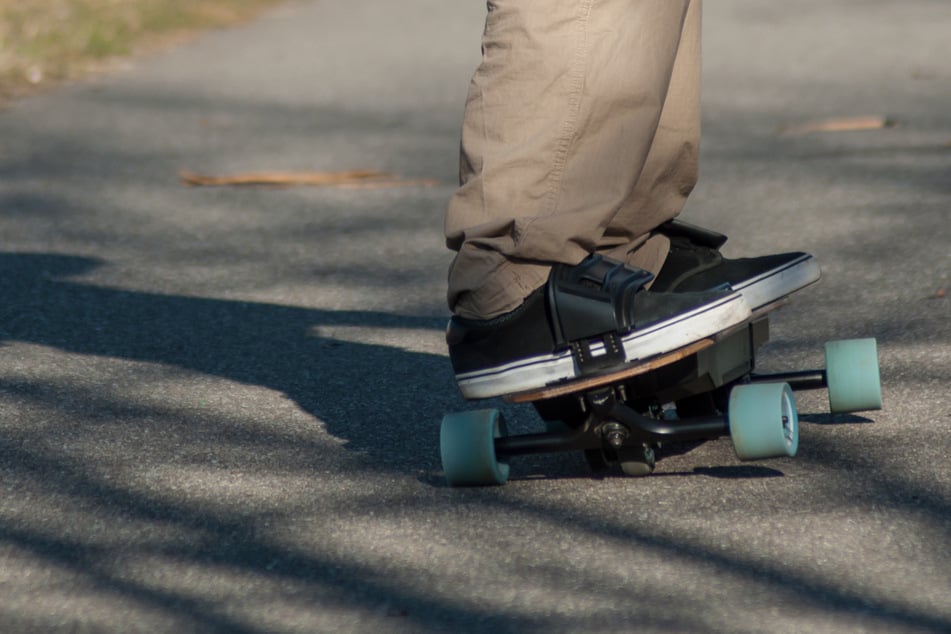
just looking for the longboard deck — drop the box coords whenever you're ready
[504,297,789,404]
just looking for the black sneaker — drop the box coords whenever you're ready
[651,219,821,310]
[447,255,751,399]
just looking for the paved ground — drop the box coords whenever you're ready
[0,0,949,632]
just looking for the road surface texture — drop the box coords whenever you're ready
[0,0,949,632]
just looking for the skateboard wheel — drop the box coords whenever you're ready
[618,444,656,477]
[440,409,510,487]
[825,338,883,413]
[728,383,799,460]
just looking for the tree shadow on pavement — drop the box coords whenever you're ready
[0,251,456,473]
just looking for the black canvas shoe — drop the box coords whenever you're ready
[652,219,821,310]
[447,255,751,399]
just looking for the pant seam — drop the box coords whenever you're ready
[536,0,595,229]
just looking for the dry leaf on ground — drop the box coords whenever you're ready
[179,169,438,188]
[779,115,897,136]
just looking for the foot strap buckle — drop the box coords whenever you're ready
[572,332,625,376]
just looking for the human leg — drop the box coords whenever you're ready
[596,0,821,310]
[599,0,701,266]
[446,0,699,320]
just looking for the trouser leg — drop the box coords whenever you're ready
[446,0,702,319]
[600,0,701,264]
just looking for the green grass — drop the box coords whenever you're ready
[0,0,283,100]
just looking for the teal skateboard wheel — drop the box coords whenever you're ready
[729,382,799,460]
[440,409,510,487]
[825,338,883,413]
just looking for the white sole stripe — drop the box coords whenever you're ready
[732,256,820,309]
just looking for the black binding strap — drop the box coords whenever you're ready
[547,255,653,374]
[658,218,728,249]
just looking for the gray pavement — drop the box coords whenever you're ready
[0,0,949,632]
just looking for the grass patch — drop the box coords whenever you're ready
[0,0,283,100]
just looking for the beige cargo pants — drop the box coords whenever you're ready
[445,0,702,320]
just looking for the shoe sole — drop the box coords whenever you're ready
[732,254,821,310]
[456,292,751,400]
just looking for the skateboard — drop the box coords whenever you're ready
[440,298,883,487]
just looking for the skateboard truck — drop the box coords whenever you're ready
[583,387,728,444]
[491,386,730,465]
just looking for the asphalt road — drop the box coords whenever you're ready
[1,1,949,632]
